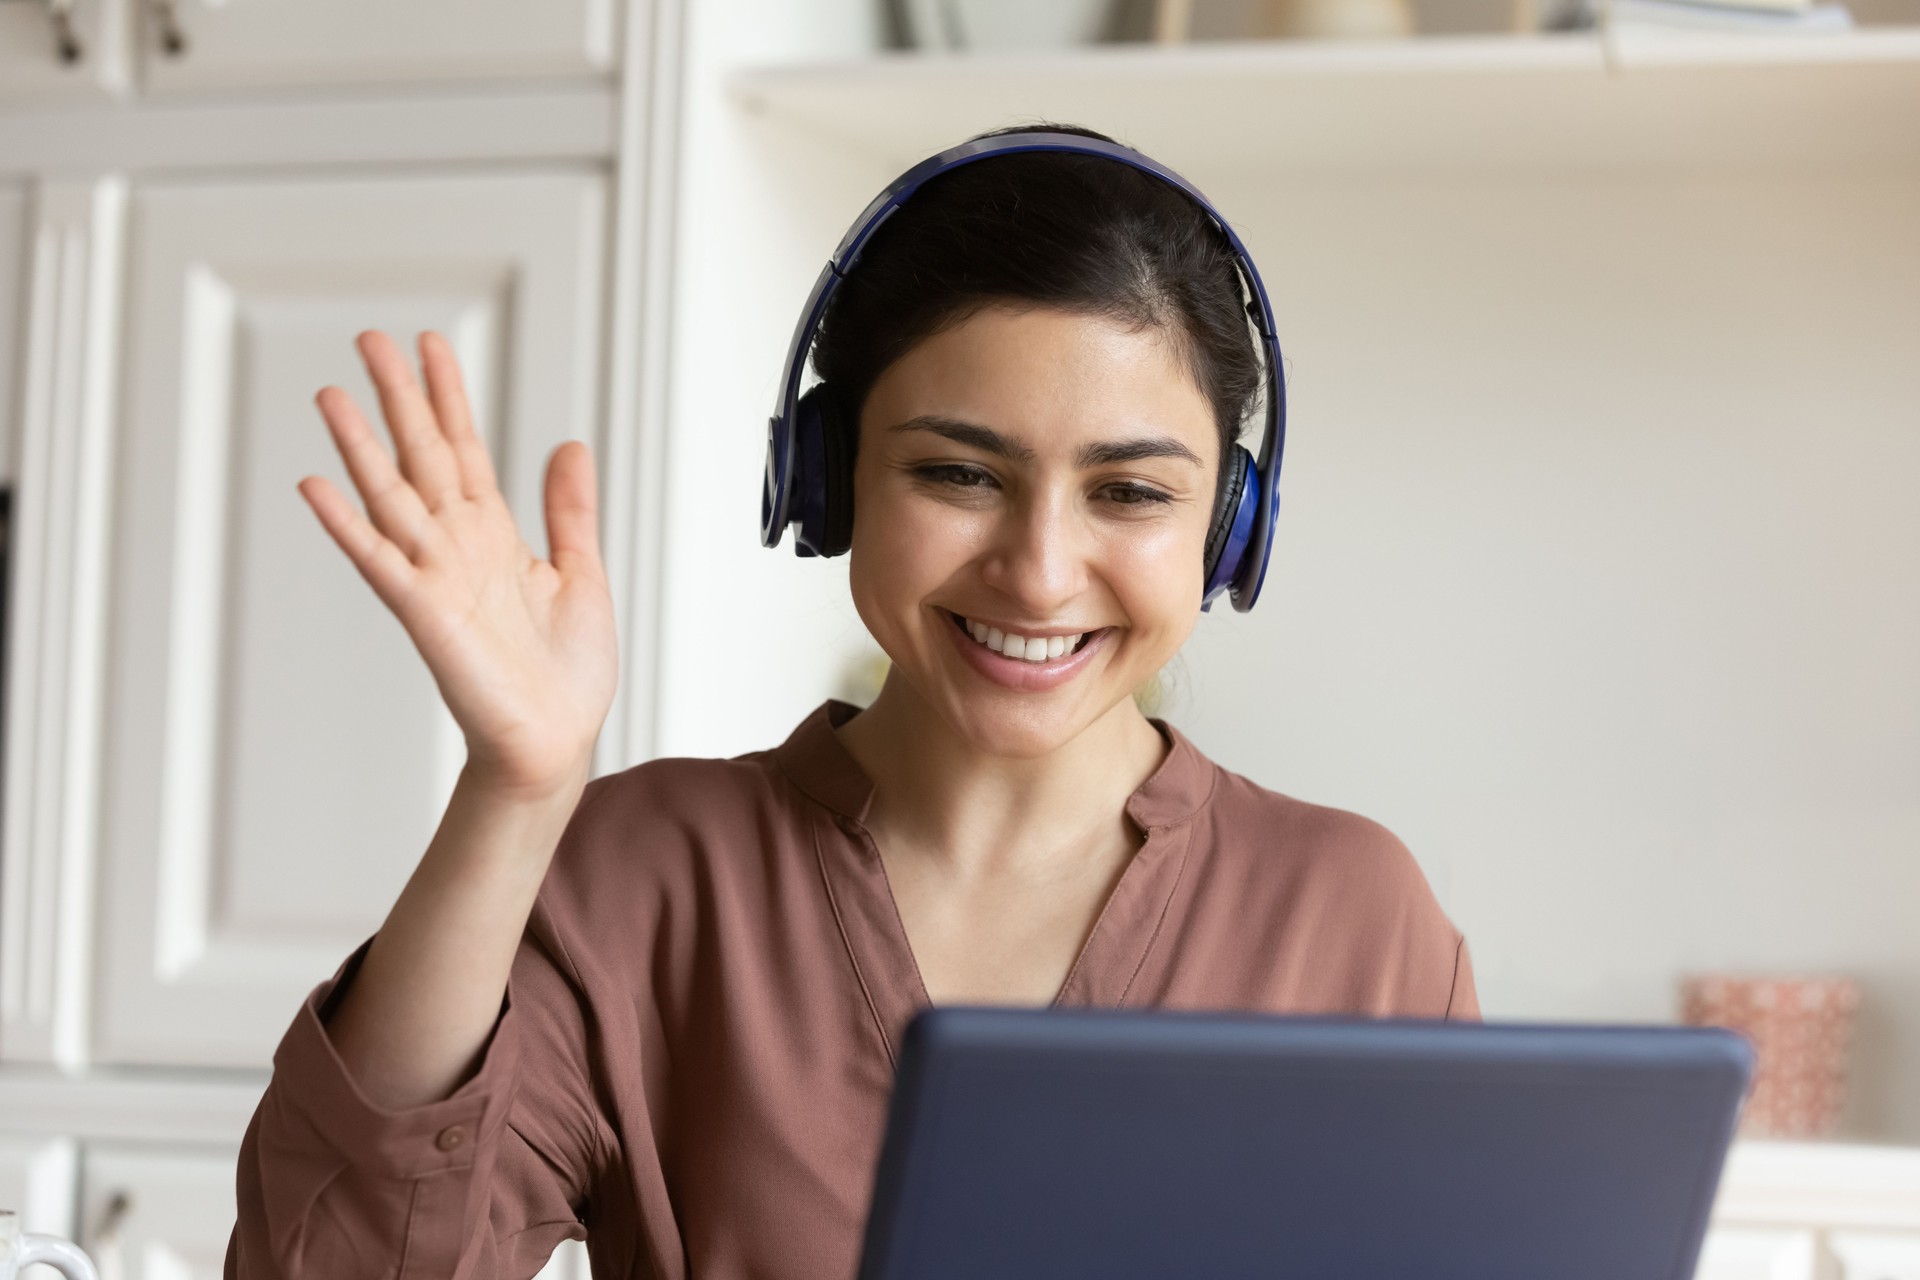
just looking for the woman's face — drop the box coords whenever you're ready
[848,304,1221,759]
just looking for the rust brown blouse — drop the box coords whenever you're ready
[226,698,1479,1280]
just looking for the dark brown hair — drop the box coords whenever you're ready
[810,122,1265,508]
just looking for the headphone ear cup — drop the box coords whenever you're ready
[1203,444,1253,592]
[1198,443,1259,602]
[794,382,856,558]
[817,384,856,557]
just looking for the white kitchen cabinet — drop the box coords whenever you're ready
[1828,1231,1920,1280]
[0,1135,78,1238]
[0,0,130,103]
[139,0,621,94]
[1,2,652,1276]
[0,177,125,1070]
[79,1146,234,1280]
[91,168,607,1069]
[0,182,24,485]
[0,0,623,106]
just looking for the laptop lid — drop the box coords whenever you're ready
[857,1007,1754,1280]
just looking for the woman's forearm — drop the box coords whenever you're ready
[322,760,590,1111]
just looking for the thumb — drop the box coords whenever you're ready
[544,440,603,577]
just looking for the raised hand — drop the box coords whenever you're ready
[298,330,617,800]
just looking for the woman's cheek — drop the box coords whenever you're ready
[878,493,999,591]
[1105,523,1205,622]
[849,492,964,646]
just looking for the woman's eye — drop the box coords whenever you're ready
[1105,484,1172,507]
[915,464,995,489]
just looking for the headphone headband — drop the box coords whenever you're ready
[761,129,1287,612]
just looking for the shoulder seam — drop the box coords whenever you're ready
[1444,932,1465,1021]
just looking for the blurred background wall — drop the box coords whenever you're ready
[664,3,1920,1142]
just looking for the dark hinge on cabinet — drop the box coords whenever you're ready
[37,0,82,63]
[83,1189,132,1275]
[149,0,187,55]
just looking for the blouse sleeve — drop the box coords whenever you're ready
[1446,934,1483,1023]
[224,895,613,1280]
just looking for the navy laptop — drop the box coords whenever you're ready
[856,1007,1753,1280]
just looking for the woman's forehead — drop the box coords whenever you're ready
[863,305,1217,460]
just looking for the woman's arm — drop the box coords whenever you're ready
[291,328,617,1108]
[228,865,612,1280]
[322,761,585,1110]
[226,330,620,1278]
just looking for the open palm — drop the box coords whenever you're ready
[298,330,617,799]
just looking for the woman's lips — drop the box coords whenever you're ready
[941,608,1112,692]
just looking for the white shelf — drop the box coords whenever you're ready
[729,29,1920,177]
[1714,1139,1920,1231]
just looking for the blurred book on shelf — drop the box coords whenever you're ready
[1535,0,1858,29]
[885,0,1904,43]
[1601,0,1854,30]
[1610,0,1824,15]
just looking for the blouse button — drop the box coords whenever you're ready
[435,1124,468,1152]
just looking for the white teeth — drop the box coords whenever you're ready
[957,614,1086,664]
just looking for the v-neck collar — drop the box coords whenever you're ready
[771,698,1218,1064]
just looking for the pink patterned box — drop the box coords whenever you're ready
[1678,974,1860,1140]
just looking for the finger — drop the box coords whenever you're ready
[314,385,443,564]
[544,441,604,580]
[418,331,503,504]
[355,330,464,512]
[297,474,421,614]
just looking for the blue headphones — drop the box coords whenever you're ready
[760,129,1287,613]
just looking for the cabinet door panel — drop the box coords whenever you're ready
[95,170,605,1067]
[142,0,618,92]
[0,1136,78,1238]
[1695,1225,1822,1280]
[81,1146,233,1280]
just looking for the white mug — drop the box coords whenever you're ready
[0,1209,99,1280]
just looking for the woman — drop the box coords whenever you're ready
[227,124,1478,1280]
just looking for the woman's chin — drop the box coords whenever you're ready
[934,685,1128,761]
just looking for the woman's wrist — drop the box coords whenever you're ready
[458,750,594,810]
[425,758,594,893]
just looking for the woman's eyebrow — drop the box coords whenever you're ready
[886,415,1203,468]
[1076,437,1204,468]
[887,415,1035,461]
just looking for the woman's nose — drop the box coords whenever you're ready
[978,491,1089,615]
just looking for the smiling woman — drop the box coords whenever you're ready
[227,124,1479,1280]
